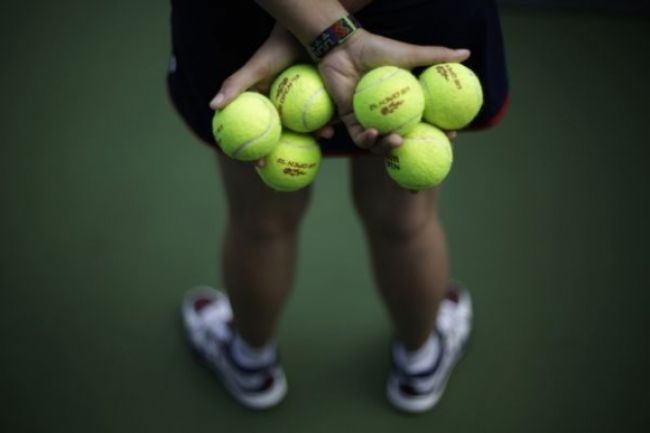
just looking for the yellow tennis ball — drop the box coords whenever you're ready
[270,64,335,133]
[419,63,483,130]
[353,66,424,135]
[212,91,281,161]
[385,123,453,190]
[256,131,322,192]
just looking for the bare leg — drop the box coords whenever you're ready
[351,156,449,351]
[217,153,311,347]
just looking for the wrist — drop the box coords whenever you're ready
[319,27,367,64]
[307,14,362,62]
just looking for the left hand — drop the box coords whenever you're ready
[209,24,336,167]
[209,24,304,110]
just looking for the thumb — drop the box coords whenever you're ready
[209,67,261,110]
[379,38,470,70]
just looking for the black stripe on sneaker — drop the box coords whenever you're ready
[199,326,278,394]
[222,338,278,375]
[392,332,446,395]
[218,339,277,394]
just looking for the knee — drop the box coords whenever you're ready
[365,208,433,241]
[230,196,310,241]
[353,192,435,241]
[234,216,300,241]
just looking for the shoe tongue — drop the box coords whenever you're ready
[393,333,441,375]
[232,334,277,369]
[202,305,233,340]
[445,284,460,303]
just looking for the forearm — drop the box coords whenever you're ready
[340,0,374,13]
[256,0,347,44]
[255,0,372,45]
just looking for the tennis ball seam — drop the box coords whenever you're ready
[277,138,315,150]
[385,123,453,190]
[257,132,321,192]
[270,65,334,133]
[231,95,277,159]
[353,67,400,95]
[353,66,424,135]
[300,88,327,131]
[406,137,446,143]
[420,63,483,130]
[469,72,483,109]
[420,73,434,110]
[392,112,422,134]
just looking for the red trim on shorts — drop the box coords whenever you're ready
[469,94,511,131]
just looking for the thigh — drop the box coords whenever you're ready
[217,154,312,230]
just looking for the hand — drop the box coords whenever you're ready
[210,24,336,167]
[209,24,304,110]
[318,29,470,154]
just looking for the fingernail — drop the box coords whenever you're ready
[455,49,470,57]
[210,93,224,108]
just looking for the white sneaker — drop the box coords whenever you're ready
[181,286,287,410]
[387,283,473,413]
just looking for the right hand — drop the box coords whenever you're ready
[318,29,470,154]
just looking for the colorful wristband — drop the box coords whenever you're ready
[307,15,361,62]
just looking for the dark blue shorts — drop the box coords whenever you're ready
[167,0,509,156]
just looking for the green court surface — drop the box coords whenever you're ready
[1,1,648,432]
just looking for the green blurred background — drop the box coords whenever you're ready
[1,1,648,432]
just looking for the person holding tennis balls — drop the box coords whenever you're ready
[169,0,509,413]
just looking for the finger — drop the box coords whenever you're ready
[343,119,372,149]
[252,76,274,95]
[327,116,343,126]
[401,46,470,69]
[383,133,403,148]
[367,133,402,155]
[355,128,379,149]
[447,131,457,140]
[378,37,471,70]
[339,109,379,149]
[315,125,335,140]
[254,158,267,169]
[210,67,262,110]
